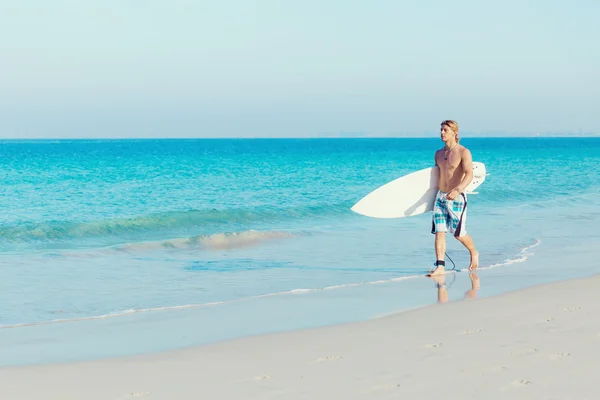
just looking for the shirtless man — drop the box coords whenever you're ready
[428,120,479,276]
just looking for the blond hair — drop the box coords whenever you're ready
[441,120,459,142]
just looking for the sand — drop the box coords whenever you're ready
[2,273,600,400]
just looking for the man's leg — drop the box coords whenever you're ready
[430,191,449,276]
[436,232,446,261]
[428,232,447,276]
[449,193,479,271]
[455,234,479,270]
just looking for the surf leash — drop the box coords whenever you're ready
[445,252,457,270]
[429,252,457,288]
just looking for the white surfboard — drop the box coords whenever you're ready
[351,162,487,219]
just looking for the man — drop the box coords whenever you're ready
[428,120,479,276]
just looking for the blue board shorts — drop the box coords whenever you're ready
[431,190,468,237]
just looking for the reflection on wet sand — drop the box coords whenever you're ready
[465,272,480,299]
[430,272,480,304]
[430,275,449,303]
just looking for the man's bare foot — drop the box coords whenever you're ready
[468,251,479,271]
[427,266,445,277]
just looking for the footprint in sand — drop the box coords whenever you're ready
[251,375,272,381]
[510,348,538,357]
[510,379,532,387]
[549,352,571,360]
[313,355,343,363]
[564,306,582,311]
[424,342,443,348]
[369,383,401,392]
[239,374,273,384]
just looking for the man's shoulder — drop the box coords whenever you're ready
[458,145,473,163]
[434,148,444,161]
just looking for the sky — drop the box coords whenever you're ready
[1,0,598,138]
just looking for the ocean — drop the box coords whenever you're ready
[1,137,599,366]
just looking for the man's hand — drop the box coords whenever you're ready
[446,188,460,200]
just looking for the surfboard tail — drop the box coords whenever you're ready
[351,162,487,219]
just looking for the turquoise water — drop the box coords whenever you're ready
[1,138,599,366]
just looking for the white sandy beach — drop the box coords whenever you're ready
[2,273,600,400]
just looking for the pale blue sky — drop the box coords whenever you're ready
[2,0,598,138]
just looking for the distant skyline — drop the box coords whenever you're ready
[2,1,598,138]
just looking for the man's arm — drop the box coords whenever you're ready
[454,148,473,192]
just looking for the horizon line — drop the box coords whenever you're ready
[0,134,599,140]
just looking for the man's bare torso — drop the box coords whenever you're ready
[435,145,465,193]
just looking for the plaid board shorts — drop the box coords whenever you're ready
[431,190,468,237]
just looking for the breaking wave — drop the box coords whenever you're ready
[0,203,350,245]
[113,230,296,251]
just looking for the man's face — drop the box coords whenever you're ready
[440,124,456,142]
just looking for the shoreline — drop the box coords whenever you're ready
[0,256,537,369]
[0,239,595,370]
[0,237,540,333]
[2,273,600,399]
